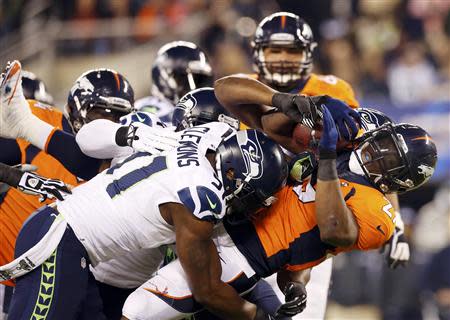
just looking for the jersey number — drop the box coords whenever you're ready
[106,154,167,198]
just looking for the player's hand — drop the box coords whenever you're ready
[124,122,179,154]
[272,93,323,128]
[309,95,361,141]
[17,172,72,202]
[276,281,307,317]
[318,106,338,159]
[382,225,410,269]
[288,151,317,183]
[0,60,33,140]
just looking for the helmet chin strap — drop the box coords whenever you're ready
[349,150,365,176]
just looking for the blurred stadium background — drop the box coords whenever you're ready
[1,0,449,319]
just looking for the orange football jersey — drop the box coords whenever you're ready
[225,153,395,277]
[0,100,79,285]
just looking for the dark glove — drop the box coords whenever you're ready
[272,93,323,128]
[288,151,317,183]
[382,226,410,269]
[276,281,307,317]
[310,95,361,141]
[18,172,72,202]
[318,106,338,159]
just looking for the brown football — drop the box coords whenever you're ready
[292,122,355,152]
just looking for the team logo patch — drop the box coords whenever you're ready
[175,92,197,112]
[417,164,434,178]
[71,76,94,96]
[238,131,264,180]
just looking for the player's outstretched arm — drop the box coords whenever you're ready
[214,75,276,130]
[167,203,263,320]
[0,162,71,201]
[316,107,358,247]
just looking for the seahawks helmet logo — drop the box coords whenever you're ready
[238,132,264,180]
[175,92,196,112]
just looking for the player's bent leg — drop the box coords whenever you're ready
[8,205,105,320]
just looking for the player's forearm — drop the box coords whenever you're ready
[214,75,276,129]
[316,159,357,247]
[76,119,133,159]
[277,268,311,292]
[196,282,258,320]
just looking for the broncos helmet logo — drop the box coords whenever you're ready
[417,164,434,179]
[71,76,95,97]
[238,131,264,180]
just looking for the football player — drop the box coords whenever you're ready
[238,11,409,319]
[0,62,140,318]
[2,115,287,320]
[114,78,436,320]
[135,41,213,123]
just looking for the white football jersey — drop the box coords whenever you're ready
[58,122,234,265]
[134,95,174,124]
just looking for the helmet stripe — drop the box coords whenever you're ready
[281,15,286,29]
[113,72,121,91]
[412,136,433,142]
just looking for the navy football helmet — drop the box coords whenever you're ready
[216,129,288,216]
[66,69,134,132]
[358,107,393,132]
[252,12,317,90]
[21,71,54,104]
[172,87,240,131]
[354,123,437,193]
[151,41,213,105]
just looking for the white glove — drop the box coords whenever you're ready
[18,172,72,202]
[124,122,179,154]
[0,60,33,139]
[0,60,54,148]
[383,213,410,269]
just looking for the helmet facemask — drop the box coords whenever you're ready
[254,42,315,90]
[354,123,414,193]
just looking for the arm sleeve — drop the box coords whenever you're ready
[76,119,133,160]
[0,138,22,165]
[46,129,103,180]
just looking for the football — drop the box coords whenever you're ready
[292,122,355,152]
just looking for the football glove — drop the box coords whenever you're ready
[117,122,179,154]
[18,172,72,202]
[309,95,361,141]
[382,213,410,269]
[318,106,339,159]
[276,281,307,317]
[272,93,323,128]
